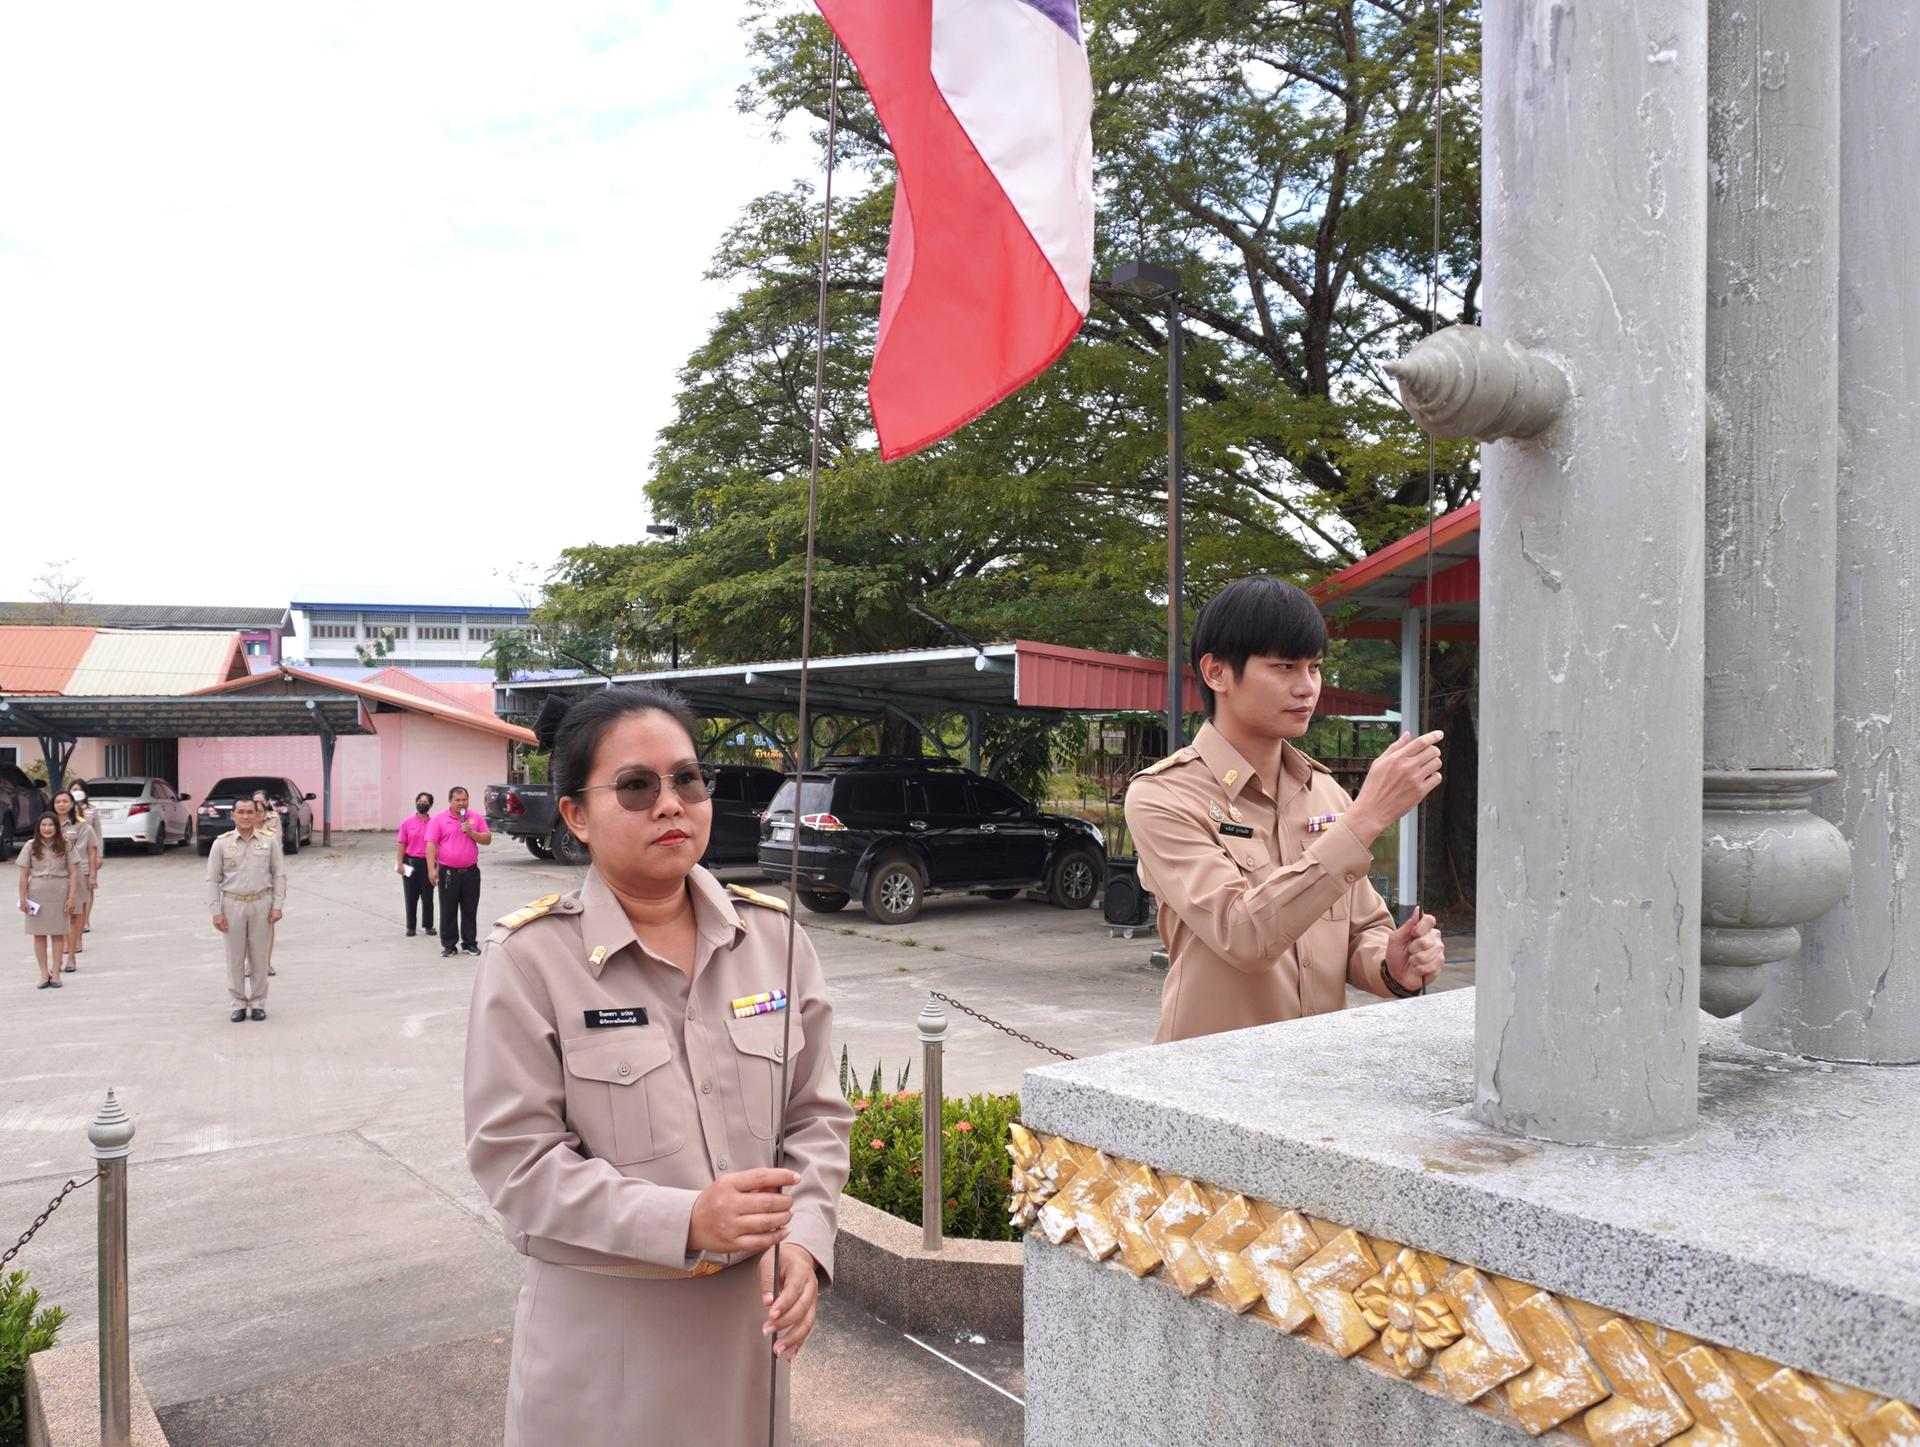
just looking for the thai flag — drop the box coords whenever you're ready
[815,0,1094,461]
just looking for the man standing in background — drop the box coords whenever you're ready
[395,791,435,937]
[207,798,286,1021]
[426,786,490,958]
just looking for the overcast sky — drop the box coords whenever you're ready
[0,3,808,608]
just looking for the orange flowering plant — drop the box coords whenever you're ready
[838,1082,1022,1243]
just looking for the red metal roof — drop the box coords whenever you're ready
[1013,642,1390,719]
[195,666,536,744]
[1308,500,1482,639]
[0,626,97,695]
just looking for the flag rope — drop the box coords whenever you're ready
[768,36,843,1447]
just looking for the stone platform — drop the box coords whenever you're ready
[1019,991,1919,1444]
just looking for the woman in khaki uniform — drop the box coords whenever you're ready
[51,791,98,974]
[18,813,77,989]
[465,685,852,1447]
[251,791,280,975]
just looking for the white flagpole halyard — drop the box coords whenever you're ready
[768,34,843,1447]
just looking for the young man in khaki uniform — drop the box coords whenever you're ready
[1126,576,1447,1043]
[206,798,286,1022]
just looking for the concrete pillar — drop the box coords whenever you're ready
[1698,0,1850,1018]
[1743,3,1920,1064]
[1473,0,1708,1146]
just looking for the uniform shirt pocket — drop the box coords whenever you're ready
[561,1030,681,1166]
[1227,839,1273,877]
[726,1014,807,1142]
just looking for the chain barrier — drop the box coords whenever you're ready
[928,991,1076,1061]
[0,1167,101,1271]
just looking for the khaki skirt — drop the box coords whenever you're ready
[23,874,71,936]
[507,1255,790,1447]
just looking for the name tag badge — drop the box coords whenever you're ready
[584,1008,649,1029]
[1219,822,1254,839]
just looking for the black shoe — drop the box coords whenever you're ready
[422,926,435,936]
[37,980,51,989]
[442,946,457,957]
[462,945,482,956]
[47,978,60,988]
[406,928,417,937]
[250,1007,267,1021]
[231,1007,247,1022]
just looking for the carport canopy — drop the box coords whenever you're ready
[497,639,1392,773]
[0,693,372,839]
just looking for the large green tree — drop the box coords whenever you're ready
[539,0,1480,668]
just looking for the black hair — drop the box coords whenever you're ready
[1188,576,1327,719]
[415,791,434,806]
[447,785,469,800]
[30,811,66,861]
[547,685,700,799]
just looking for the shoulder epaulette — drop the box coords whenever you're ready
[727,883,791,914]
[496,893,562,931]
[1300,751,1332,775]
[1134,747,1197,780]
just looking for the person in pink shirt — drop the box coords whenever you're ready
[395,791,436,938]
[426,786,492,957]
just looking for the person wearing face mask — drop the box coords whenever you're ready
[463,685,851,1446]
[395,792,437,937]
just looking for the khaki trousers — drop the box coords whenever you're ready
[222,896,273,1005]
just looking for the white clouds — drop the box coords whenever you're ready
[0,2,810,604]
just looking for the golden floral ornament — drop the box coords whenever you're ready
[1355,1248,1463,1378]
[1005,1122,1051,1229]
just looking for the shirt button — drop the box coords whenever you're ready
[687,1005,697,1021]
[1345,872,1359,884]
[716,1158,728,1171]
[616,1062,631,1078]
[701,1080,712,1094]
[774,1045,785,1059]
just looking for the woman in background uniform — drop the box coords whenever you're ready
[464,685,852,1447]
[51,791,98,974]
[251,790,281,974]
[18,813,77,989]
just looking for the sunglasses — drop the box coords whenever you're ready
[579,767,713,812]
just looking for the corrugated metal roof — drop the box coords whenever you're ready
[0,626,96,694]
[0,602,286,628]
[290,583,529,611]
[363,668,500,716]
[65,630,248,695]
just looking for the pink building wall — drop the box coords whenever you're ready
[181,715,510,832]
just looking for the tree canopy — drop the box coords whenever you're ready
[530,0,1481,672]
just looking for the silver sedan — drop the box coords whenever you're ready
[82,777,194,854]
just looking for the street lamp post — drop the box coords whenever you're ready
[1111,261,1187,751]
[645,524,682,668]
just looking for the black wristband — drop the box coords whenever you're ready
[1383,966,1425,999]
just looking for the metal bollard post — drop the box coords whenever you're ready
[918,995,946,1252]
[88,1089,134,1447]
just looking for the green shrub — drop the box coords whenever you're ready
[0,1270,66,1447]
[842,1090,1022,1243]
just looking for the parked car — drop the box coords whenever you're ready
[487,764,785,869]
[757,756,1105,925]
[194,775,316,854]
[0,762,49,861]
[82,777,194,854]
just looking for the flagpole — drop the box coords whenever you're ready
[769,33,842,1447]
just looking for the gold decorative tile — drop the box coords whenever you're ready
[1742,1366,1853,1447]
[1502,1289,1610,1436]
[1012,1126,1916,1447]
[1356,1248,1463,1379]
[1105,1163,1168,1277]
[1291,1228,1381,1358]
[1245,1209,1321,1332]
[1853,1399,1920,1447]
[1432,1266,1534,1404]
[1663,1343,1784,1444]
[1190,1194,1273,1314]
[1583,1317,1696,1447]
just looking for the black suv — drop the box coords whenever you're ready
[195,775,316,854]
[757,757,1104,925]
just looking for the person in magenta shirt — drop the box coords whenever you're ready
[395,791,436,938]
[426,786,492,956]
